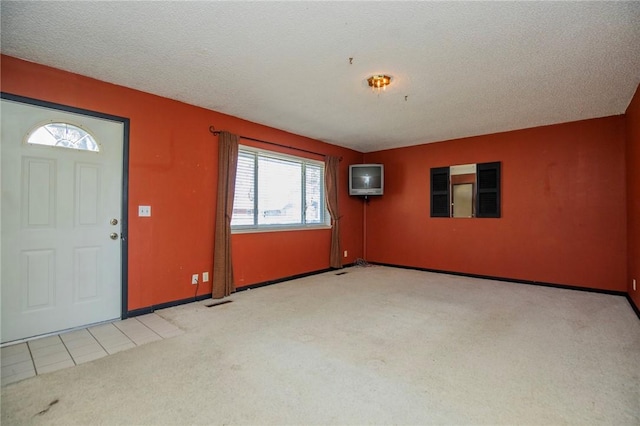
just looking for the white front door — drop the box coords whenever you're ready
[1,98,124,344]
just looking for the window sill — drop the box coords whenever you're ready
[231,224,331,235]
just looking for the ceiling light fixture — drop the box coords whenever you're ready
[368,75,391,92]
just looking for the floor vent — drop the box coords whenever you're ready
[204,300,233,308]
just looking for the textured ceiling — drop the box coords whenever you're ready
[2,1,639,153]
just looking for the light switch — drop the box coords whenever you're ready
[138,205,151,217]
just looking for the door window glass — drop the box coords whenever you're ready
[27,122,100,152]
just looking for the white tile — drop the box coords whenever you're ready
[135,313,169,326]
[33,350,74,369]
[2,314,184,387]
[113,319,161,345]
[1,342,30,357]
[136,314,184,338]
[28,335,62,350]
[60,328,92,341]
[94,335,132,349]
[104,342,136,355]
[30,343,68,358]
[62,336,96,350]
[113,330,160,345]
[1,344,31,367]
[61,331,101,350]
[89,323,123,336]
[1,359,35,378]
[67,342,106,358]
[112,318,148,334]
[36,359,75,375]
[72,351,107,365]
[90,323,131,340]
[129,335,161,345]
[1,368,36,386]
[89,324,134,350]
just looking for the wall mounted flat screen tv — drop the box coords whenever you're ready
[349,164,384,196]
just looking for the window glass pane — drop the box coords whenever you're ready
[27,122,99,152]
[231,146,328,230]
[305,164,323,224]
[257,156,302,225]
[231,152,256,226]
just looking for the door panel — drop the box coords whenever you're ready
[76,163,100,226]
[75,246,100,300]
[22,249,56,310]
[23,157,56,227]
[1,99,124,343]
[453,183,473,218]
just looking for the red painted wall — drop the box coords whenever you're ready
[626,84,640,308]
[364,117,627,291]
[2,54,635,310]
[1,55,364,311]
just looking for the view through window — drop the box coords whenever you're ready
[231,147,327,230]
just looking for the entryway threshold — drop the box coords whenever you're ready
[1,313,183,387]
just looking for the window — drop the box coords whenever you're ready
[27,122,100,152]
[231,146,328,230]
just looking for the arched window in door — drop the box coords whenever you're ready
[26,122,100,152]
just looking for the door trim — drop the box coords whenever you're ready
[1,92,130,320]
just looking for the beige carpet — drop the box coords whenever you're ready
[1,266,639,425]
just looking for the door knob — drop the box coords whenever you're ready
[110,218,118,225]
[110,233,119,240]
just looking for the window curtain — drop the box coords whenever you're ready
[325,156,342,269]
[213,131,239,299]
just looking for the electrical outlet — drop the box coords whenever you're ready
[191,274,199,285]
[344,250,348,258]
[138,205,151,217]
[634,279,637,291]
[203,272,209,282]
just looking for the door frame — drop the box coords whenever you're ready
[1,92,130,321]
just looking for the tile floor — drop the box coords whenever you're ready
[1,313,183,387]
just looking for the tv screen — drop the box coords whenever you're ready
[349,164,384,196]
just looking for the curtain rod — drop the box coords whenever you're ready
[209,126,341,161]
